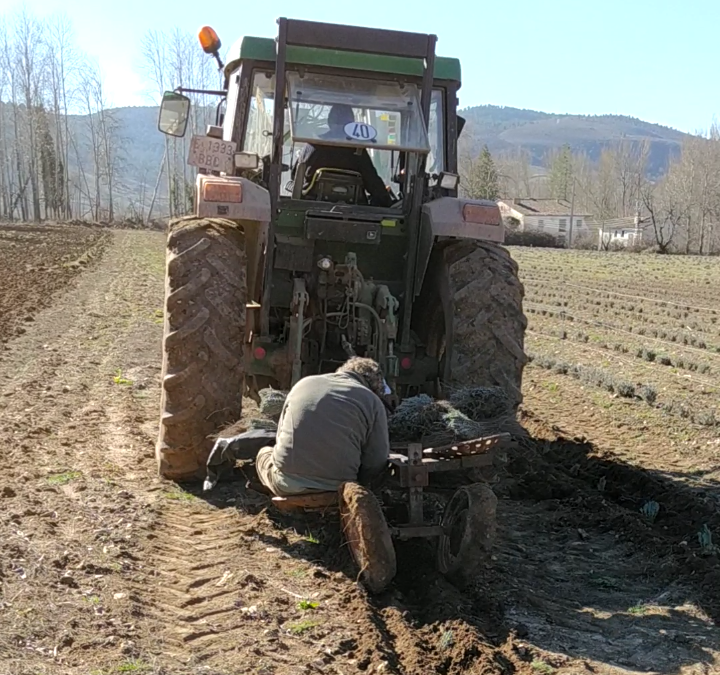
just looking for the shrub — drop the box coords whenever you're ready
[639,385,657,404]
[616,381,636,398]
[505,231,562,248]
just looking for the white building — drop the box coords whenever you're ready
[595,215,646,249]
[498,198,592,245]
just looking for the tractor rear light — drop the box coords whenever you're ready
[253,346,266,360]
[462,203,501,226]
[198,26,221,54]
[400,357,413,370]
[203,181,243,203]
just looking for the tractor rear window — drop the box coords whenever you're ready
[285,72,431,154]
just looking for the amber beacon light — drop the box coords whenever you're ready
[198,26,221,55]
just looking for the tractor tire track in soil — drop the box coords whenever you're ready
[0,227,718,674]
[142,506,250,661]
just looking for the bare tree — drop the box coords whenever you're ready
[77,60,120,221]
[495,147,541,198]
[641,179,681,253]
[46,13,78,220]
[13,6,46,221]
[0,16,12,218]
[613,140,649,217]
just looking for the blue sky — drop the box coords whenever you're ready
[9,0,720,132]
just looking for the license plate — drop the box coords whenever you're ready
[187,135,236,174]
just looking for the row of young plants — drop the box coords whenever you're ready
[524,283,720,329]
[528,352,719,428]
[529,326,714,375]
[525,305,720,355]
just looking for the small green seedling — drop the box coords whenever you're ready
[531,660,555,674]
[439,630,454,650]
[305,532,320,545]
[288,619,319,634]
[47,471,81,486]
[113,369,133,386]
[698,524,715,555]
[163,490,196,502]
[116,660,150,673]
[297,599,319,611]
[640,501,660,523]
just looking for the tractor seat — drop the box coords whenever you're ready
[303,168,365,204]
[271,491,339,512]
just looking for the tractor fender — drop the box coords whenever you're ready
[196,174,271,223]
[195,174,271,306]
[415,197,504,295]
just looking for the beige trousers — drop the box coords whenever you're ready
[255,446,340,496]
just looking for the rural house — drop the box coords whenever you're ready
[595,215,646,249]
[498,198,592,244]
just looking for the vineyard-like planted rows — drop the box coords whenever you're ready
[510,247,720,430]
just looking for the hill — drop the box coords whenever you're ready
[104,104,692,192]
[1,102,692,214]
[459,105,690,174]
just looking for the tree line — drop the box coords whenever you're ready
[0,7,215,223]
[461,132,720,254]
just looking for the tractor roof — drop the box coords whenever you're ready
[224,35,461,85]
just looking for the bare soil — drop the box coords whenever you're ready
[0,229,717,675]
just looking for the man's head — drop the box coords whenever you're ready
[328,104,355,130]
[337,357,386,397]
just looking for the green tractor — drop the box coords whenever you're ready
[156,18,527,481]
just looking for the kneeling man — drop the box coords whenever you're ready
[256,357,390,496]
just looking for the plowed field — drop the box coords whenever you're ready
[0,228,717,675]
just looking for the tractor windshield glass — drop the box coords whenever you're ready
[242,71,444,195]
[285,71,431,153]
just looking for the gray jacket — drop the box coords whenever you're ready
[271,371,390,491]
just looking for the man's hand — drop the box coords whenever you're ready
[381,394,398,414]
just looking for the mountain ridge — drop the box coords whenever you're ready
[1,102,692,211]
[458,104,689,173]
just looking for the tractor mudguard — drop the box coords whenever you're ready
[195,174,272,305]
[415,197,505,296]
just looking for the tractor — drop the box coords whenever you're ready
[155,17,527,486]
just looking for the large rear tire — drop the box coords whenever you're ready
[421,241,527,408]
[156,217,247,481]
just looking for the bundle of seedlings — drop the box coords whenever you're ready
[388,386,523,446]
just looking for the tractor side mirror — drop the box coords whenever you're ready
[158,91,191,138]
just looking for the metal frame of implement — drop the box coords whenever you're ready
[387,433,510,540]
